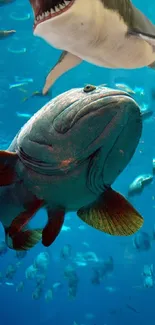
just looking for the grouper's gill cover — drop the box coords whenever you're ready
[86,93,142,193]
[0,85,144,251]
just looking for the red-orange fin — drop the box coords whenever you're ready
[0,150,17,186]
[77,188,144,236]
[42,208,65,247]
[8,198,44,236]
[5,228,42,251]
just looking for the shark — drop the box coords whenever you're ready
[29,0,155,94]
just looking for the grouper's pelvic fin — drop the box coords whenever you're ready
[0,150,18,186]
[77,187,144,236]
[42,208,65,247]
[0,150,43,250]
[0,150,65,250]
[42,51,82,95]
[5,227,43,251]
[7,197,44,250]
[7,198,65,250]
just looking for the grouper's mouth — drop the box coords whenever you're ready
[29,0,75,28]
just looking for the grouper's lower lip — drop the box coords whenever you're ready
[33,0,75,30]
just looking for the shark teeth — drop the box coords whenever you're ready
[35,1,74,26]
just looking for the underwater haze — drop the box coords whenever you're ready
[1,0,155,325]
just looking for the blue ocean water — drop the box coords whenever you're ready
[1,0,155,324]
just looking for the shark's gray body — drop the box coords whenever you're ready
[0,85,143,250]
[29,0,155,93]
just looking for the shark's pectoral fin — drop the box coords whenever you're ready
[42,208,65,247]
[128,29,155,48]
[42,51,82,95]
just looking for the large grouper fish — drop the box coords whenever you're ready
[29,0,155,94]
[0,84,143,251]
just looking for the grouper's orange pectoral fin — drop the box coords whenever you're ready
[42,208,65,247]
[8,197,44,236]
[0,150,18,186]
[77,188,144,236]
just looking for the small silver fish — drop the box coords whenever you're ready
[16,112,32,119]
[5,281,14,286]
[9,82,28,89]
[128,174,153,196]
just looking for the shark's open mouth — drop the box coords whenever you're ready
[30,0,75,28]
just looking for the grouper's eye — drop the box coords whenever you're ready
[83,84,96,93]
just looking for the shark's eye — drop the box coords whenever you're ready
[83,85,96,93]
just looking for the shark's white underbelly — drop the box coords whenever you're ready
[40,30,155,68]
[69,38,155,69]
